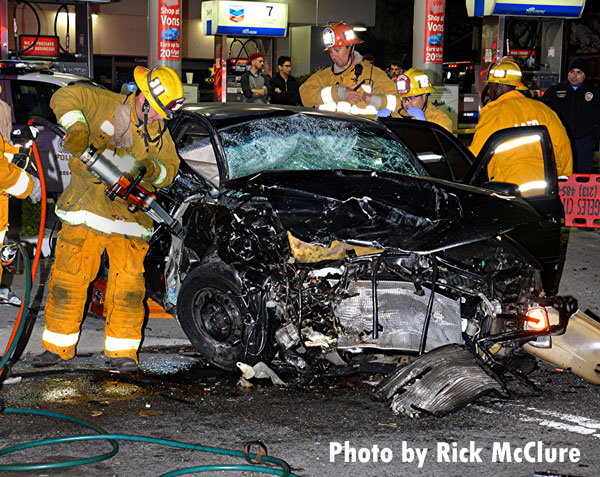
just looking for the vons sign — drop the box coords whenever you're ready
[424,0,445,64]
[158,0,181,61]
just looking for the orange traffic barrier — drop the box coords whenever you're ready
[558,174,600,228]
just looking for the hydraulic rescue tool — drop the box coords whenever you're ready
[32,117,184,238]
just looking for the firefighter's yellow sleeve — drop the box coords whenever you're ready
[369,66,400,111]
[547,118,573,177]
[299,63,399,117]
[0,136,34,199]
[391,104,452,132]
[300,69,336,109]
[425,105,453,132]
[50,87,91,134]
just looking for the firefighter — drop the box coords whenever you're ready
[469,60,572,187]
[0,95,41,305]
[33,66,184,372]
[392,68,452,132]
[299,21,398,119]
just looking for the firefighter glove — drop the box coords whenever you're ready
[29,176,42,204]
[63,128,90,158]
[11,125,39,146]
[137,158,156,180]
[407,107,426,121]
[375,108,392,120]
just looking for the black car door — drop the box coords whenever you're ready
[463,125,563,294]
[382,118,563,294]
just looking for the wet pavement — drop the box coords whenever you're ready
[1,227,599,476]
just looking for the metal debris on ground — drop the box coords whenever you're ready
[236,362,287,386]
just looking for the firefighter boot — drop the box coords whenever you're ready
[110,357,138,373]
[32,350,70,367]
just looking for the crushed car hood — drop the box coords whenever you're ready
[225,170,542,253]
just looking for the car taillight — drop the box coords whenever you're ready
[525,307,549,331]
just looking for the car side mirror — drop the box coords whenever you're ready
[482,181,521,196]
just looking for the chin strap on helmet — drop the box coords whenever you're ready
[142,99,150,150]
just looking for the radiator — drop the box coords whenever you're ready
[334,280,463,352]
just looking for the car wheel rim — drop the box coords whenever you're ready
[192,289,240,343]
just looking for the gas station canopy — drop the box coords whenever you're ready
[466,0,586,18]
[202,1,288,37]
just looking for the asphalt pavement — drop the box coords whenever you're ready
[0,226,599,365]
[1,227,599,477]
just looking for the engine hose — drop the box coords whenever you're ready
[0,408,296,476]
[0,128,47,374]
[29,134,47,282]
[53,4,70,56]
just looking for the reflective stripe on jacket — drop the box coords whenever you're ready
[299,61,398,119]
[50,85,180,240]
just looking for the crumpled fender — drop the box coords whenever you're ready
[373,344,507,417]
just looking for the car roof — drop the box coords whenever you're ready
[180,103,378,128]
[15,70,102,88]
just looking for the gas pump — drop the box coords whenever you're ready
[466,0,587,101]
[202,1,288,102]
[1,0,100,77]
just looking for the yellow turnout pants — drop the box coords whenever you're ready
[42,224,149,362]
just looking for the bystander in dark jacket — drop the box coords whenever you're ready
[541,58,600,173]
[270,56,301,106]
[241,52,270,104]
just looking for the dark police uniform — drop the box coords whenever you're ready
[542,79,600,173]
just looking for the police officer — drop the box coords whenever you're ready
[299,21,398,119]
[541,58,600,173]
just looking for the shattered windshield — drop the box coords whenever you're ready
[218,115,425,180]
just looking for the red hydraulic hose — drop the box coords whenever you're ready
[29,139,47,282]
[0,132,46,368]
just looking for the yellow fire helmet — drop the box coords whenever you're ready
[395,68,437,97]
[134,66,185,119]
[484,60,527,90]
[323,22,364,51]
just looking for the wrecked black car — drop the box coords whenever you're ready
[144,104,581,415]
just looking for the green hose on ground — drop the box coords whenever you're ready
[0,247,298,476]
[0,407,296,476]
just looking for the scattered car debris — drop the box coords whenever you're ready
[236,362,287,386]
[373,344,508,416]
